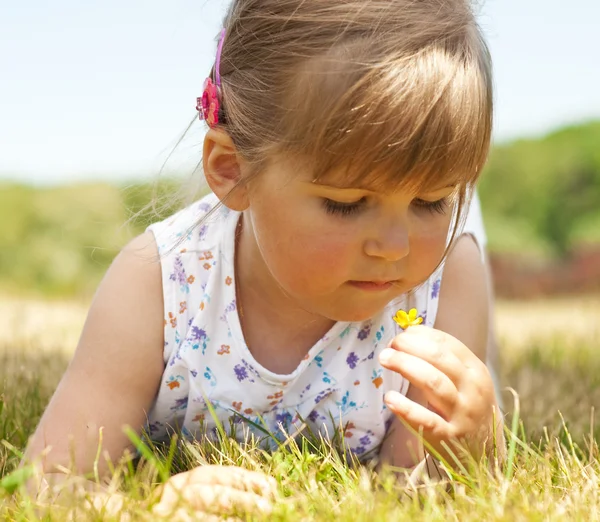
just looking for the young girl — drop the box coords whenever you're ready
[26,0,503,512]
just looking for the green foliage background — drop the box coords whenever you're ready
[0,180,184,297]
[479,120,600,256]
[1,121,599,298]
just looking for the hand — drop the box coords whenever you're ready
[379,326,504,468]
[152,465,278,520]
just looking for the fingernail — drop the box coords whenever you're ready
[379,348,395,364]
[385,391,404,408]
[256,498,274,513]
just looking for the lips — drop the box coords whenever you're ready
[351,279,401,285]
[348,280,398,291]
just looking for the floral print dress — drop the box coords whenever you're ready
[145,193,444,459]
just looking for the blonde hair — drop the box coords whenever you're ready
[142,0,492,257]
[220,0,491,238]
[221,0,491,184]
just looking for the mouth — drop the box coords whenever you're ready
[347,280,400,292]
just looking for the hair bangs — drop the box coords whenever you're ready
[279,41,492,195]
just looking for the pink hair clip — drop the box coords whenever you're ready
[197,29,226,128]
[197,78,220,127]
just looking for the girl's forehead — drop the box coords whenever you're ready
[269,154,463,197]
[304,117,482,193]
[310,172,457,194]
[306,158,466,195]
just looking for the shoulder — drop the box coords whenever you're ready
[98,231,165,349]
[435,234,489,360]
[99,231,163,314]
[442,233,487,291]
[146,192,223,255]
[144,191,232,309]
[145,193,239,358]
[145,191,237,294]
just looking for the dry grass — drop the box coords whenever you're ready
[3,295,598,353]
[0,296,88,354]
[495,296,600,350]
[1,296,599,520]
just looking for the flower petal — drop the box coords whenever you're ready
[393,310,410,329]
[393,308,423,330]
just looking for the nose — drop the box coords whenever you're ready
[363,222,410,262]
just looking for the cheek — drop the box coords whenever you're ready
[295,230,353,278]
[408,225,450,278]
[252,207,357,294]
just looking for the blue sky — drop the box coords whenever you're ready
[1,0,599,185]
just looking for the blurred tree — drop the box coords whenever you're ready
[1,120,599,298]
[479,120,600,257]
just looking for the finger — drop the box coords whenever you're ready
[154,483,273,517]
[389,327,465,382]
[379,349,459,415]
[384,390,451,438]
[182,466,278,497]
[407,326,481,363]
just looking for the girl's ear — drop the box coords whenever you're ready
[203,129,249,211]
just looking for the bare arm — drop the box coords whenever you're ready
[435,235,489,362]
[24,233,281,515]
[378,235,494,472]
[24,232,165,481]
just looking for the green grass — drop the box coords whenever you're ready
[1,301,600,520]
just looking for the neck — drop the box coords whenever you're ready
[234,212,335,369]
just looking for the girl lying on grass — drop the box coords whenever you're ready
[25,0,505,516]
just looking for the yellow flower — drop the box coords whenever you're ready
[393,308,423,330]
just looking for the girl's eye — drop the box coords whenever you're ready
[412,197,449,215]
[322,198,367,217]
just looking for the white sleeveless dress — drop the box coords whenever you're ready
[144,192,489,458]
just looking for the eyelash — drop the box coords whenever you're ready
[412,198,449,215]
[322,198,366,216]
[322,197,449,217]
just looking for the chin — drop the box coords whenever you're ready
[327,305,387,324]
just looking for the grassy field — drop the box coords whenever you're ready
[1,297,599,520]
